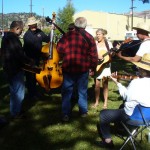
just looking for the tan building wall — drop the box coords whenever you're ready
[73,10,150,41]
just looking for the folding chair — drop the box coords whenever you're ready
[119,104,150,150]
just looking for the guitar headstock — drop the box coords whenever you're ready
[45,16,52,24]
[45,12,56,26]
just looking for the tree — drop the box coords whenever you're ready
[56,0,75,33]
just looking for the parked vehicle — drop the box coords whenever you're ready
[125,30,138,40]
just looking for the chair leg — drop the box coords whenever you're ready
[130,136,137,150]
[120,122,139,150]
[120,134,137,150]
[120,136,133,150]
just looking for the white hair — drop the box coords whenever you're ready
[75,17,87,29]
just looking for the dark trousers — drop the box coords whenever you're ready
[25,71,37,97]
[25,58,40,98]
[99,108,129,139]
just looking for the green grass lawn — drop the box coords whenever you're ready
[0,57,150,150]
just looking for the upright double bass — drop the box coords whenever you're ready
[36,13,63,91]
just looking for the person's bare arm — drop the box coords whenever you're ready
[116,51,141,62]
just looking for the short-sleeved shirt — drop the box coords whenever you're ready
[136,38,150,57]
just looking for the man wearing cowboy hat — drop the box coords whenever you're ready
[116,22,150,62]
[23,16,50,99]
[96,53,150,148]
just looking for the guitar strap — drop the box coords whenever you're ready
[75,28,91,47]
[104,39,110,52]
[104,40,111,66]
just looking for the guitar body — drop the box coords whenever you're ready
[96,50,111,74]
[36,42,63,91]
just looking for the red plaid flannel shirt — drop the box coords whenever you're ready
[57,28,98,73]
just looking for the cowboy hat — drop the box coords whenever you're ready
[27,16,39,26]
[133,53,150,71]
[133,22,150,33]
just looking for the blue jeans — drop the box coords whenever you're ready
[9,71,25,116]
[61,72,89,117]
[99,108,129,139]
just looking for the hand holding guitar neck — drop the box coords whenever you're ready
[114,38,133,53]
[110,71,139,82]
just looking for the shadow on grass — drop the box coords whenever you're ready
[0,58,149,150]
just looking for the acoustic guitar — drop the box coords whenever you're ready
[96,48,116,74]
[96,38,133,74]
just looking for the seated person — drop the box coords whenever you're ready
[97,53,150,148]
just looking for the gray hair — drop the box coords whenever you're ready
[74,17,87,28]
[96,28,107,35]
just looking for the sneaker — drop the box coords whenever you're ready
[62,115,69,122]
[81,113,88,118]
[96,140,114,149]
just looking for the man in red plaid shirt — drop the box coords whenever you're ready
[57,17,98,122]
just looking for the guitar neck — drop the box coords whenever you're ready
[102,48,114,57]
[103,51,109,57]
[22,64,41,74]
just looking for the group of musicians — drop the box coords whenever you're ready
[1,15,150,148]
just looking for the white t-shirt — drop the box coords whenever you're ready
[136,38,150,57]
[117,77,150,116]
